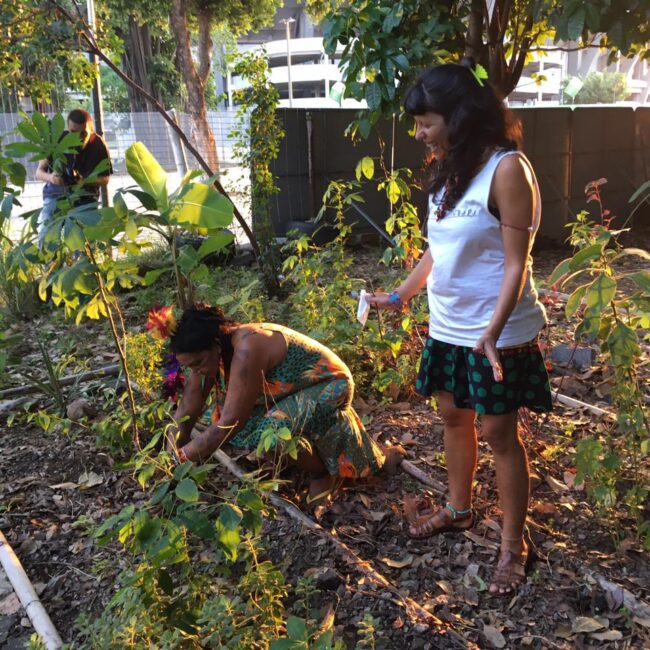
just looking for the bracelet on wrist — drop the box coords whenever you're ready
[388,290,404,308]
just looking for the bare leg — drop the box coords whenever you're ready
[438,392,478,512]
[481,411,530,594]
[408,391,477,536]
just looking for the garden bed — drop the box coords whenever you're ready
[0,238,649,649]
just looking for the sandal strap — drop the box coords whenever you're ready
[444,502,472,519]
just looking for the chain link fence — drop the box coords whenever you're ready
[0,109,252,244]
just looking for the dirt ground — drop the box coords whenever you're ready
[1,228,649,649]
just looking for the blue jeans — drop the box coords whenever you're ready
[37,196,60,250]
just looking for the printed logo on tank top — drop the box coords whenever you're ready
[445,207,480,218]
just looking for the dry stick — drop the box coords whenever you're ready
[554,393,614,419]
[0,530,63,649]
[211,448,468,646]
[51,1,261,262]
[0,395,35,414]
[0,364,120,400]
[401,459,447,493]
[85,244,140,451]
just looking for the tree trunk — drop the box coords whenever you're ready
[169,0,219,171]
[121,19,162,112]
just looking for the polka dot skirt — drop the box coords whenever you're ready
[415,337,553,415]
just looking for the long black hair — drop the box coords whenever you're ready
[404,58,522,218]
[169,304,236,370]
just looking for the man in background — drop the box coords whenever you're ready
[35,108,112,249]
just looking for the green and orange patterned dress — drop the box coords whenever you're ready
[208,324,385,479]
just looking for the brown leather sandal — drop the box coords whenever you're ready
[488,541,534,596]
[403,496,474,539]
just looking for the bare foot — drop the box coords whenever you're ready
[381,445,406,475]
[306,474,338,508]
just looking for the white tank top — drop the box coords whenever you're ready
[426,149,546,348]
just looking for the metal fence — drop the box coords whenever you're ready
[270,107,650,242]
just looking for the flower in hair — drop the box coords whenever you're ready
[469,63,488,87]
[146,305,177,340]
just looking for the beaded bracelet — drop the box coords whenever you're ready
[388,290,403,308]
[178,447,189,463]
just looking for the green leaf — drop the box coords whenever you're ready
[387,179,400,204]
[365,82,382,112]
[569,243,602,270]
[286,616,309,641]
[548,258,572,286]
[172,183,233,229]
[565,284,588,318]
[197,231,234,259]
[355,156,375,181]
[158,569,174,596]
[128,189,158,211]
[584,275,616,312]
[113,192,128,219]
[276,426,292,441]
[606,322,640,366]
[63,221,85,250]
[125,219,138,241]
[216,519,239,562]
[219,504,243,531]
[238,489,265,511]
[125,142,168,209]
[269,641,294,650]
[629,270,650,293]
[629,179,650,203]
[567,6,586,40]
[175,478,199,503]
[151,481,171,506]
[143,268,170,285]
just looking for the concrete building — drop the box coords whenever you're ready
[226,2,649,108]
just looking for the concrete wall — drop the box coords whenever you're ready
[270,107,650,242]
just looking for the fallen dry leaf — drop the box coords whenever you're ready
[464,530,499,549]
[78,471,104,490]
[49,482,78,490]
[380,554,414,569]
[571,616,607,634]
[483,624,506,648]
[633,616,650,629]
[591,630,623,641]
[545,475,569,493]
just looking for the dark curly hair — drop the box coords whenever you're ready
[169,304,236,370]
[404,58,522,219]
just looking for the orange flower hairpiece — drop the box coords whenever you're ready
[146,305,177,341]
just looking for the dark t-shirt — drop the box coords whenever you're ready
[43,132,113,200]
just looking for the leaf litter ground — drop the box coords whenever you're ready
[1,233,649,649]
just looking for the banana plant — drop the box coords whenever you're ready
[122,142,234,308]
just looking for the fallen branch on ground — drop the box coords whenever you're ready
[0,364,120,400]
[401,459,447,493]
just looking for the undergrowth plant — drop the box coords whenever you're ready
[549,178,650,548]
[282,178,424,399]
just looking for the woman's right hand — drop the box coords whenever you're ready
[366,291,403,311]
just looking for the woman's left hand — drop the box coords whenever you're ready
[474,333,503,382]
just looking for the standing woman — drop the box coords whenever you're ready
[368,59,552,595]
